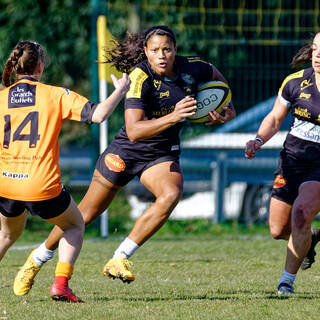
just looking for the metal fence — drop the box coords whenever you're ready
[106,0,320,114]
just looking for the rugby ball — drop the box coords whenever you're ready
[188,81,232,123]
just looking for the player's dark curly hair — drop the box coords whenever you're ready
[291,33,317,68]
[104,26,176,74]
[2,40,45,87]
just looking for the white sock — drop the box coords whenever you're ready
[113,237,139,259]
[32,242,55,266]
[279,269,296,286]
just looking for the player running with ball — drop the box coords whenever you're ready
[15,26,235,295]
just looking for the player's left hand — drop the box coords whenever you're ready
[205,103,236,126]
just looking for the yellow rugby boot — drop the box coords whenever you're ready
[13,249,41,296]
[103,257,135,283]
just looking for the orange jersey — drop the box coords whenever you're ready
[0,77,97,201]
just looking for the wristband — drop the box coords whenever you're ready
[255,137,264,145]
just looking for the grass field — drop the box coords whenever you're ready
[1,231,320,320]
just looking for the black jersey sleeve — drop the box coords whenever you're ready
[186,57,213,82]
[278,69,304,106]
[125,67,150,110]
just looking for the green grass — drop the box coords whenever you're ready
[1,232,320,320]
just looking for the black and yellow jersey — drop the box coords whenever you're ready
[113,56,213,160]
[279,67,320,161]
[0,77,97,201]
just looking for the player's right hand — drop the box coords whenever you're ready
[245,139,262,159]
[172,96,197,122]
[111,73,131,95]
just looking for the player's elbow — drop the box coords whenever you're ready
[91,113,105,124]
[126,130,140,142]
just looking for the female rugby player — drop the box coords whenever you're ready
[245,32,320,294]
[16,26,235,290]
[0,40,130,302]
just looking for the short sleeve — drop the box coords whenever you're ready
[278,69,304,107]
[125,67,149,110]
[59,87,98,123]
[197,60,214,82]
[186,57,213,82]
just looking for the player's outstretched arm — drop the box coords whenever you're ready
[91,73,130,123]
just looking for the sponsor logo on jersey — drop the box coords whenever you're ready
[160,91,170,98]
[273,175,286,188]
[290,119,320,143]
[300,79,312,90]
[298,92,311,100]
[2,171,29,179]
[294,107,311,118]
[181,73,195,85]
[9,83,36,108]
[104,153,126,172]
[153,80,162,90]
[151,105,175,117]
[127,68,148,99]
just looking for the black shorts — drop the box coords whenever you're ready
[95,141,180,186]
[0,186,71,219]
[271,151,320,205]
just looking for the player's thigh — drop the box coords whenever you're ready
[0,210,27,236]
[46,197,84,231]
[140,161,183,197]
[78,169,122,221]
[268,197,292,237]
[294,181,320,219]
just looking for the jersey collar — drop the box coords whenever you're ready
[18,76,39,82]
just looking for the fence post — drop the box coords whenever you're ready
[211,152,227,224]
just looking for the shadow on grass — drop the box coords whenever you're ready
[92,289,320,303]
[266,293,318,300]
[94,294,239,302]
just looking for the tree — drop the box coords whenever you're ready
[0,0,93,146]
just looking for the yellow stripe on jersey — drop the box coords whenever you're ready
[126,68,148,99]
[279,69,304,95]
[187,56,209,64]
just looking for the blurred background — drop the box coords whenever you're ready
[1,0,319,236]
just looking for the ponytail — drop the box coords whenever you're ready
[103,32,146,74]
[291,41,313,68]
[2,41,45,87]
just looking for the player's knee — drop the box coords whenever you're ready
[0,231,20,244]
[82,211,92,225]
[269,225,288,240]
[292,203,311,230]
[158,188,182,211]
[78,221,85,234]
[80,207,98,225]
